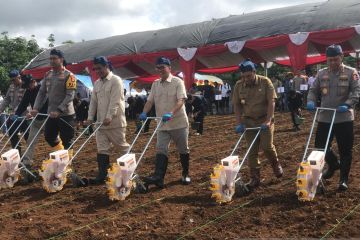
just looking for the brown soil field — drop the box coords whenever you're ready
[0,111,359,239]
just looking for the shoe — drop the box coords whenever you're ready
[181,175,191,185]
[70,173,88,187]
[244,168,260,192]
[269,158,283,178]
[338,180,348,191]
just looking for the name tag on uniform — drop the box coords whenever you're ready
[277,87,284,93]
[300,84,308,91]
[340,75,348,81]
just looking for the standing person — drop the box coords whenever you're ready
[283,72,293,112]
[271,77,282,112]
[288,90,303,131]
[0,92,6,134]
[232,59,283,193]
[14,75,48,182]
[73,93,82,130]
[189,83,198,94]
[72,56,129,186]
[292,71,308,107]
[127,95,135,120]
[31,49,76,153]
[307,44,360,191]
[76,97,90,130]
[187,94,206,135]
[134,95,146,133]
[214,82,222,114]
[139,57,191,190]
[0,70,26,153]
[220,81,231,114]
[202,80,215,115]
[292,71,307,92]
[308,71,317,88]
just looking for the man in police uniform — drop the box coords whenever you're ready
[232,59,283,192]
[0,70,26,153]
[139,57,190,190]
[72,56,129,186]
[307,44,360,191]
[31,49,76,152]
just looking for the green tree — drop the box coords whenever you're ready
[48,33,55,47]
[0,32,42,93]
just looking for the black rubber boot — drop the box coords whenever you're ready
[338,158,351,191]
[143,154,168,188]
[88,154,110,185]
[180,153,191,185]
[338,176,349,191]
[322,150,340,179]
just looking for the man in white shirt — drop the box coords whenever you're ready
[220,81,231,114]
[307,71,317,88]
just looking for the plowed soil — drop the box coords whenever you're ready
[0,111,359,239]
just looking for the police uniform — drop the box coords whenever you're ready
[0,82,26,152]
[143,70,190,188]
[0,83,25,113]
[33,67,76,150]
[308,60,360,190]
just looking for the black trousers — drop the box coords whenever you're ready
[44,115,75,149]
[315,121,354,179]
[290,108,301,127]
[194,112,205,134]
[205,97,213,114]
[7,119,29,152]
[135,118,152,133]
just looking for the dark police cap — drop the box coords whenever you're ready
[93,56,110,66]
[239,59,256,72]
[326,44,343,57]
[156,57,171,66]
[8,69,20,78]
[50,49,64,58]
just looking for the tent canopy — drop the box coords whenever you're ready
[75,74,92,99]
[23,0,360,88]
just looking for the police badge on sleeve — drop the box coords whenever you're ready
[66,75,77,90]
